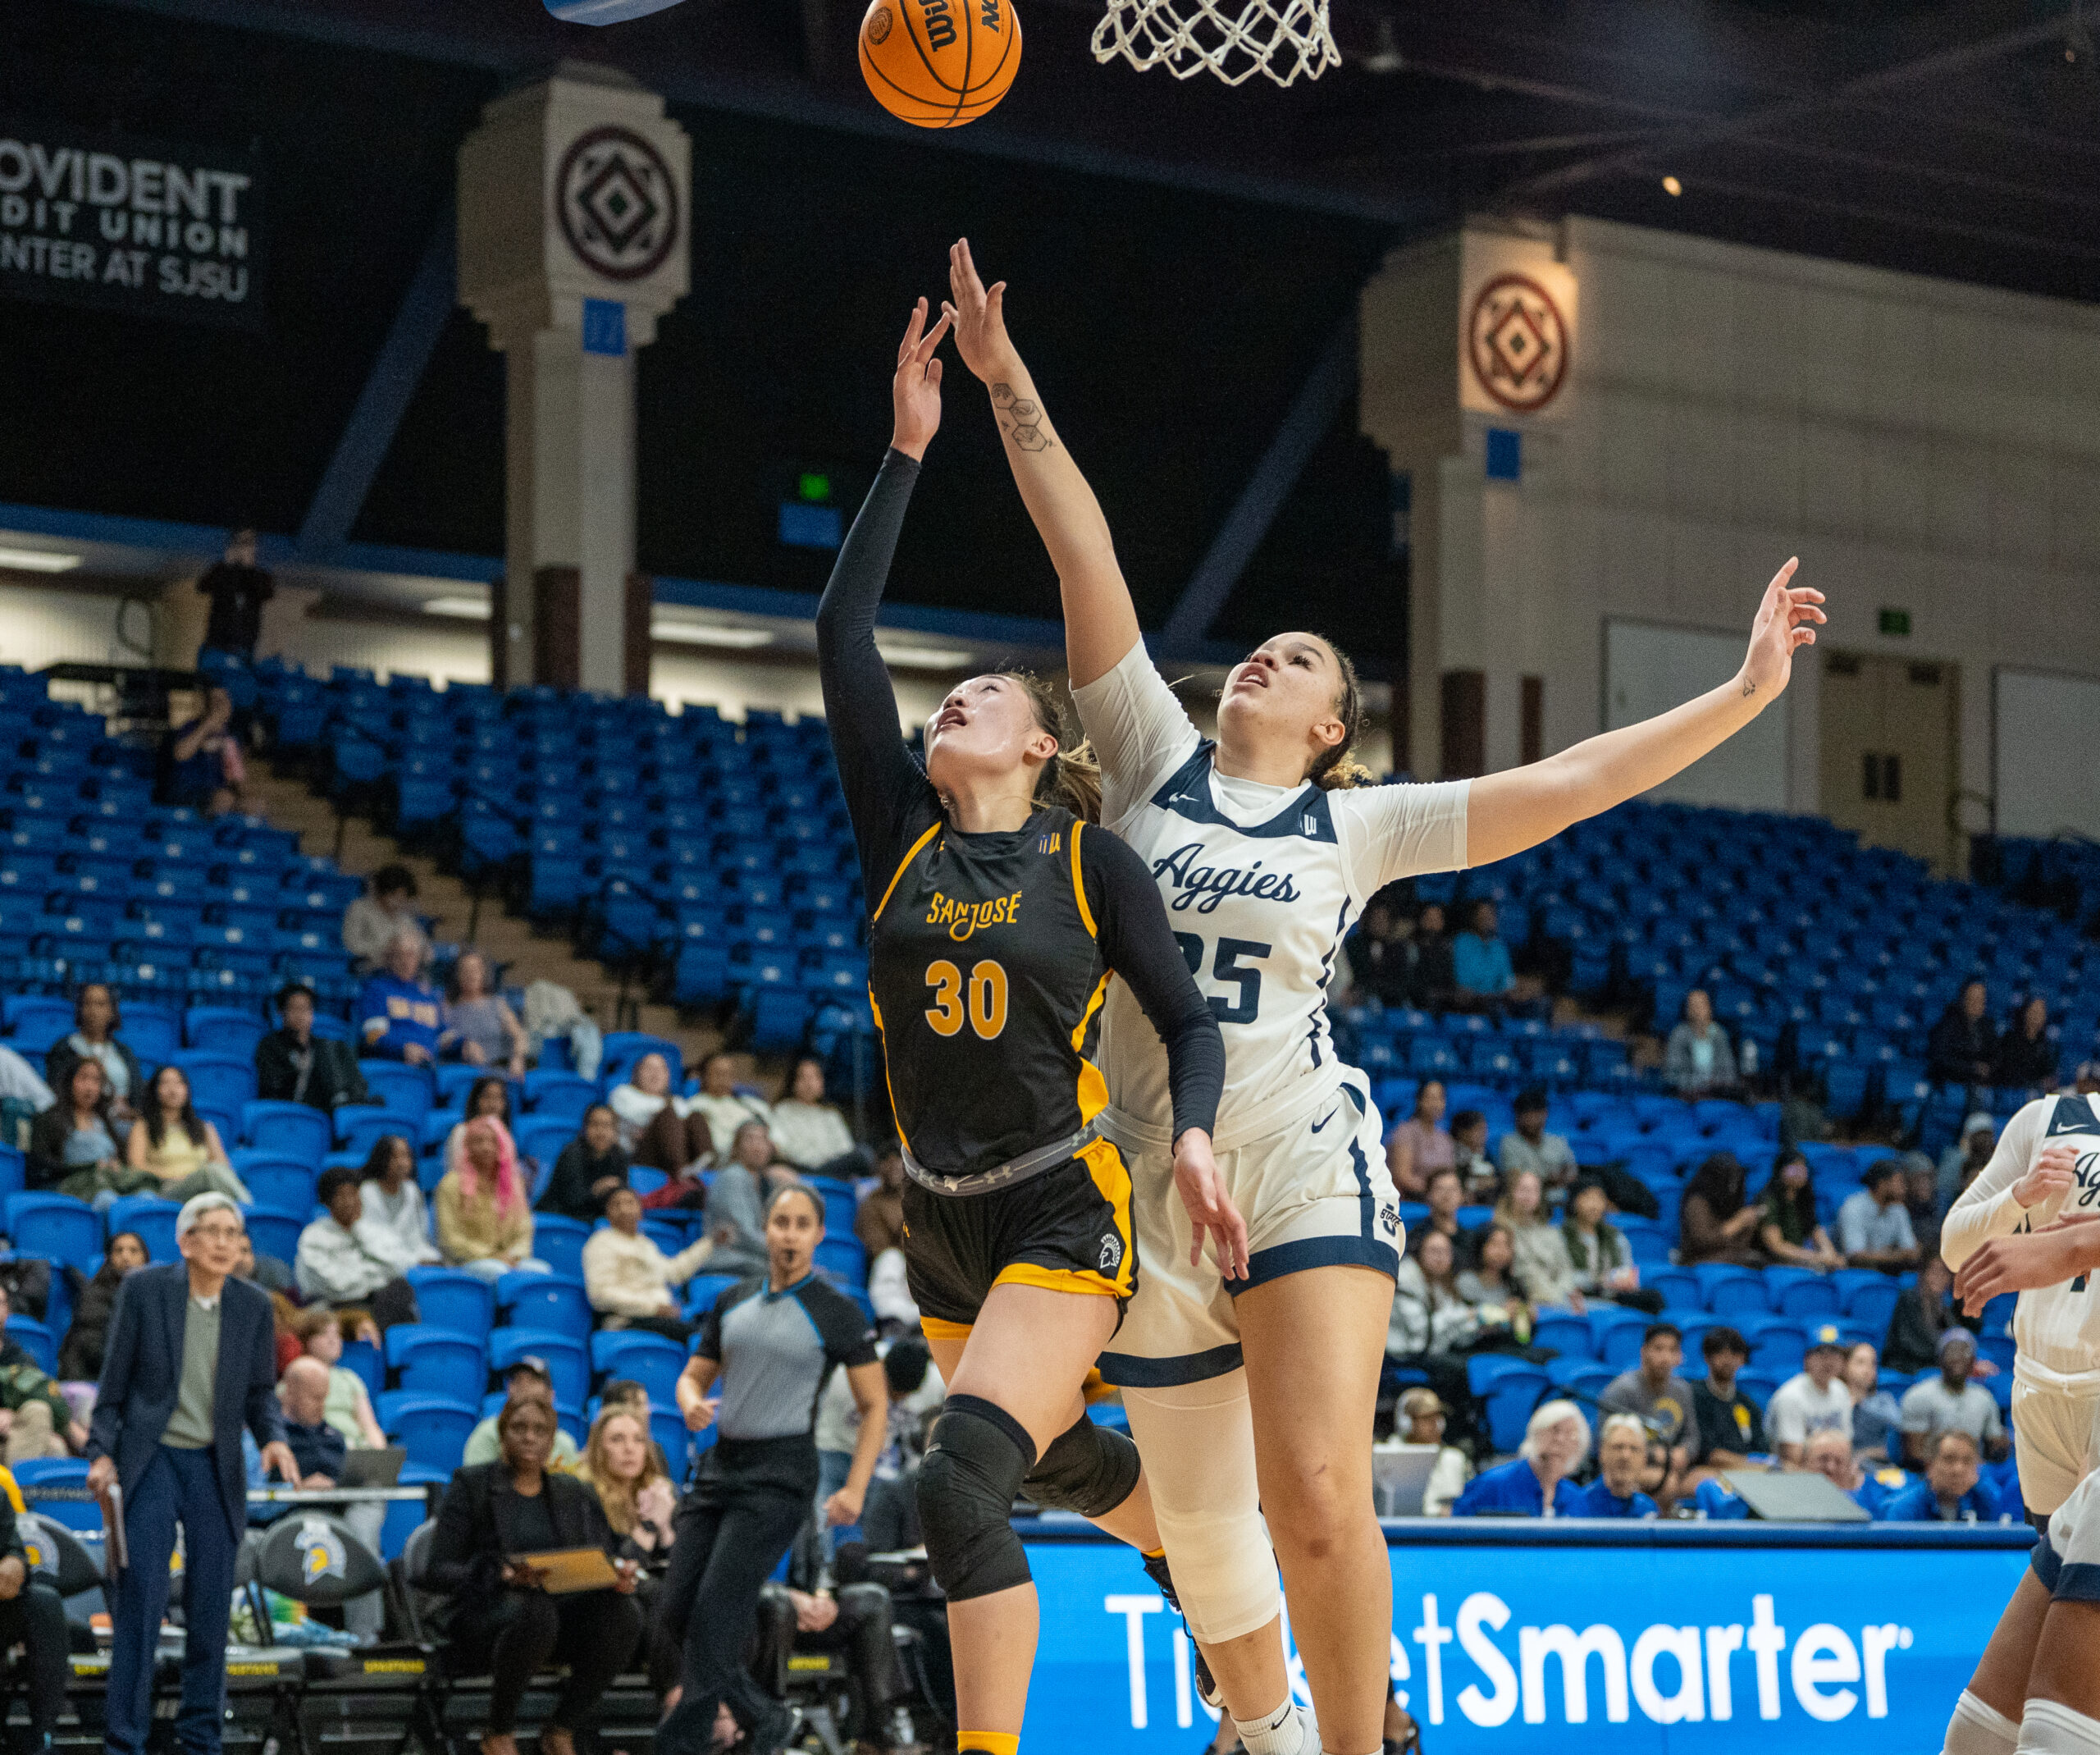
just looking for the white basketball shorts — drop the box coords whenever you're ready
[2032,1467,2100,1599]
[2012,1378,2100,1517]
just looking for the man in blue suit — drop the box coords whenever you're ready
[86,1193,299,1755]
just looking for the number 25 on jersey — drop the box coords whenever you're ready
[924,959,1009,1040]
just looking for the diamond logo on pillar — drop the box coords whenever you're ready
[1466,272,1568,413]
[555,126,680,282]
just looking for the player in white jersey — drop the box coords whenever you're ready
[941,238,1825,1755]
[1942,1091,2100,1518]
[1941,1219,2100,1755]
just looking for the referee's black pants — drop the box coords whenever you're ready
[652,1437,815,1752]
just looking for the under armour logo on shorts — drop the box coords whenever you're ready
[1099,1234,1123,1271]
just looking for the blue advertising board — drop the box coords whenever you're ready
[1020,1518,2033,1754]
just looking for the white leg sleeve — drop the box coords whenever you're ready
[1125,1369,1282,1644]
[2017,1701,2100,1755]
[1947,1690,2021,1755]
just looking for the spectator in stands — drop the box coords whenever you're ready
[294,1166,420,1330]
[1349,899,1415,1008]
[1411,902,1456,1011]
[463,1360,582,1468]
[0,1455,68,1744]
[1883,1255,1962,1375]
[424,1392,642,1755]
[582,1186,718,1341]
[30,1058,138,1200]
[0,1283,86,1461]
[1678,1152,1765,1267]
[1453,1400,1587,1515]
[1688,1326,1764,1472]
[58,1229,147,1379]
[295,1313,386,1451]
[1571,1414,1659,1518]
[1900,1328,2007,1465]
[1879,1428,1993,1522]
[1601,1323,1696,1474]
[707,1120,796,1275]
[1497,1089,1577,1191]
[126,1065,249,1202]
[1928,979,1997,1090]
[1802,1428,1906,1516]
[1898,1150,1944,1259]
[443,1076,521,1181]
[1455,1223,1533,1341]
[1396,1388,1473,1515]
[1938,1112,1996,1210]
[437,1116,552,1284]
[1388,1230,1483,1422]
[854,1145,906,1258]
[354,1134,441,1273]
[1496,1170,1585,1311]
[157,685,245,814]
[1449,1107,1497,1201]
[1837,1159,1921,1270]
[342,865,427,972]
[1386,1080,1452,1197]
[358,931,443,1067]
[276,1353,386,1638]
[541,1105,630,1221]
[1663,988,1740,1098]
[255,982,370,1113]
[195,526,273,662]
[1995,994,2057,1093]
[443,951,528,1077]
[44,983,143,1120]
[688,1050,772,1168]
[1451,900,1516,1015]
[0,1042,53,1119]
[609,1052,711,1175]
[1409,1166,1478,1266]
[573,1408,679,1693]
[1844,1341,1902,1461]
[1755,1149,1843,1270]
[1563,1178,1662,1313]
[767,1055,861,1176]
[1764,1328,1854,1465]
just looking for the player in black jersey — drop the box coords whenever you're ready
[815,302,1234,1755]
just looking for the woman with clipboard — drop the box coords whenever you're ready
[422,1396,643,1755]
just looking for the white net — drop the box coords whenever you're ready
[1092,0,1340,86]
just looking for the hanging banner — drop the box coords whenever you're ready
[0,119,264,327]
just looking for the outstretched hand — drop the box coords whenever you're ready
[891,297,952,462]
[943,238,1018,384]
[1738,559,1824,703]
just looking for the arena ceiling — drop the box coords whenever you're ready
[4,0,2097,673]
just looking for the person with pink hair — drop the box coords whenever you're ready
[436,1115,551,1284]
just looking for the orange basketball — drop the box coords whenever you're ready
[859,0,1022,129]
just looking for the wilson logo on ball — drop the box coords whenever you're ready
[860,0,1022,128]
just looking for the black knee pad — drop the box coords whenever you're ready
[916,1396,1034,1603]
[1024,1414,1141,1519]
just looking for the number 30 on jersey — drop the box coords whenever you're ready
[924,959,1009,1040]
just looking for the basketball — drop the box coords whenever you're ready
[859,0,1022,129]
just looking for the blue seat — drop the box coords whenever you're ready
[600,1033,682,1090]
[684,1273,741,1318]
[1842,1275,1903,1331]
[640,1216,693,1258]
[244,1206,305,1265]
[339,1337,384,1401]
[434,1064,489,1107]
[4,1195,101,1273]
[121,1007,181,1065]
[5,999,77,1056]
[1691,1263,1766,1314]
[229,1155,317,1214]
[1646,1267,1701,1310]
[515,1117,576,1181]
[1530,1312,1595,1360]
[105,1195,183,1263]
[171,1050,257,1115]
[1737,1315,1808,1373]
[628,1166,669,1199]
[523,1072,598,1123]
[242,1100,331,1167]
[652,1405,693,1487]
[338,1107,413,1159]
[498,1273,592,1338]
[359,1060,435,1122]
[1735,1368,1783,1411]
[13,1457,97,1531]
[385,1395,479,1473]
[5,1316,55,1374]
[1703,1267,1771,1319]
[528,1214,591,1281]
[185,1006,267,1059]
[385,1325,486,1402]
[1466,1355,1551,1455]
[1761,1266,1837,1317]
[1589,1307,1653,1369]
[814,1236,866,1291]
[806,1174,858,1237]
[403,1267,495,1342]
[1544,1359,1617,1402]
[488,1328,589,1407]
[590,1330,688,1405]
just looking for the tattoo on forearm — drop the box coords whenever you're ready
[1742,678,1755,698]
[997,409,1055,453]
[991,382,1015,405]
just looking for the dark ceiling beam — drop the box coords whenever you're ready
[1491,4,2079,206]
[1162,307,1358,655]
[799,0,834,82]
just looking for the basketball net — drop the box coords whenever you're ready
[1092,0,1339,86]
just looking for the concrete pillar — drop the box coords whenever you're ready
[457,62,690,693]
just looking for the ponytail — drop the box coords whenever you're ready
[1308,638,1370,791]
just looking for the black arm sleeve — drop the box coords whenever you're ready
[815,450,942,901]
[1084,827,1225,1142]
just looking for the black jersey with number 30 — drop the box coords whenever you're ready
[816,450,1222,1186]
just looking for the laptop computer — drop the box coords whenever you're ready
[340,1447,408,1488]
[1724,1467,1872,1522]
[1371,1445,1441,1516]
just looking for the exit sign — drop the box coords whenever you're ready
[1879,607,1911,637]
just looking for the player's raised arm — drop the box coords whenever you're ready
[943,238,1140,689]
[1463,561,1824,867]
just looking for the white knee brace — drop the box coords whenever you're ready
[2019,1702,2100,1755]
[1947,1690,2021,1755]
[1125,1370,1281,1644]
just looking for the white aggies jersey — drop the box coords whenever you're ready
[1942,1092,2100,1392]
[1071,642,1471,1152]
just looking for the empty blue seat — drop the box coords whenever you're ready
[1590,1307,1652,1369]
[1737,1315,1808,1373]
[1703,1267,1771,1319]
[6,1316,55,1375]
[339,1336,384,1401]
[488,1328,588,1406]
[590,1330,687,1405]
[171,1050,257,1114]
[523,1072,598,1122]
[105,1195,183,1262]
[13,1457,96,1531]
[185,1005,267,1059]
[528,1214,590,1281]
[1735,1368,1783,1411]
[515,1117,577,1180]
[1466,1355,1552,1455]
[498,1272,592,1338]
[360,1061,434,1122]
[244,1206,305,1264]
[243,1100,331,1167]
[1646,1267,1701,1310]
[1530,1312,1595,1360]
[1841,1274,1903,1332]
[229,1155,317,1214]
[814,1235,866,1291]
[338,1107,413,1159]
[1763,1266,1840,1318]
[403,1267,495,1342]
[385,1396,479,1473]
[4,1195,100,1273]
[684,1273,741,1318]
[385,1325,486,1402]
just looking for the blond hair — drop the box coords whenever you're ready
[1004,670,1102,823]
[574,1408,668,1536]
